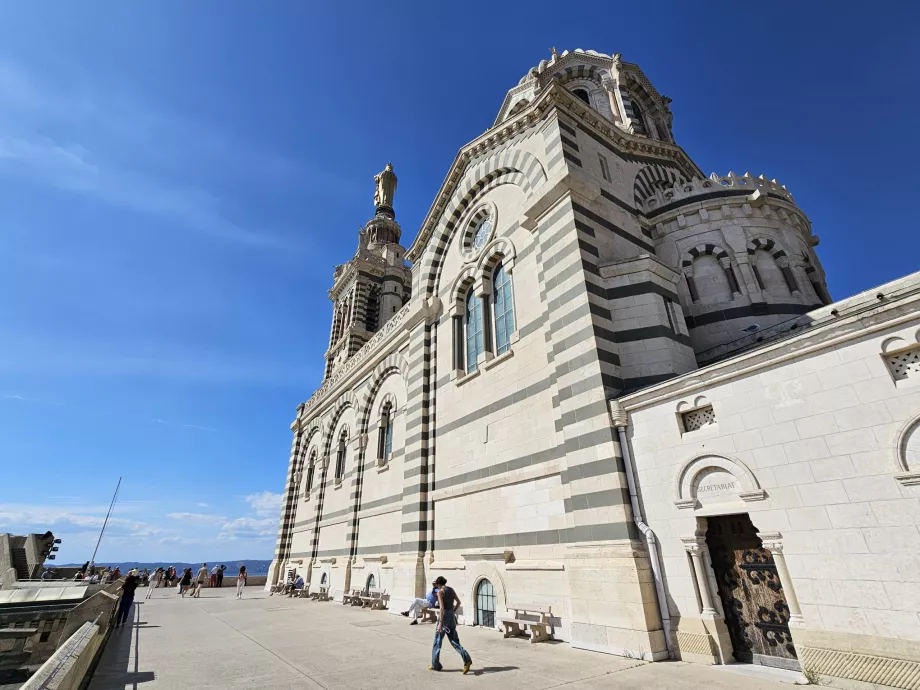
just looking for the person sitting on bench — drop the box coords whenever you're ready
[290,574,305,596]
[401,581,439,625]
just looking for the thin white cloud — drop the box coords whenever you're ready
[0,496,278,563]
[167,512,228,525]
[243,491,282,518]
[0,59,327,251]
[1,391,218,432]
[0,134,280,247]
[0,332,318,385]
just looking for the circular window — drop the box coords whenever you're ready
[473,217,492,249]
[460,203,497,263]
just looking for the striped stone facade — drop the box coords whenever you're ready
[261,50,920,687]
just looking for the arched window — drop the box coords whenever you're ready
[630,101,647,133]
[691,254,733,304]
[465,289,484,373]
[572,88,590,105]
[305,450,316,497]
[476,579,496,627]
[752,250,790,297]
[366,574,376,591]
[493,263,515,355]
[320,572,327,585]
[335,430,348,481]
[378,402,394,461]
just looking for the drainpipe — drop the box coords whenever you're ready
[609,400,674,660]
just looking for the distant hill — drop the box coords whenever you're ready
[57,559,272,576]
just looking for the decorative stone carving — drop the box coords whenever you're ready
[756,532,804,626]
[674,453,766,510]
[682,536,718,616]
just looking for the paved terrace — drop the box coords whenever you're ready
[88,588,800,689]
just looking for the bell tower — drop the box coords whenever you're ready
[324,163,411,380]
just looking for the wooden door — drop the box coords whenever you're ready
[706,515,799,670]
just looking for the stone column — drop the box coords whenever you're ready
[682,537,718,615]
[681,534,734,664]
[266,415,306,590]
[341,433,368,596]
[758,532,805,627]
[683,267,699,303]
[776,258,800,295]
[719,257,741,297]
[475,280,493,358]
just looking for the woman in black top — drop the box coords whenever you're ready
[430,576,472,673]
[179,567,193,597]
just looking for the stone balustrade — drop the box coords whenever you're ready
[641,171,796,213]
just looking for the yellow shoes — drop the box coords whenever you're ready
[463,662,472,675]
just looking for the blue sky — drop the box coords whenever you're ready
[1,2,918,564]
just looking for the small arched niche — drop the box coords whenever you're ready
[896,415,920,486]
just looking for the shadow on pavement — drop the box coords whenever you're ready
[90,602,156,689]
[438,666,520,675]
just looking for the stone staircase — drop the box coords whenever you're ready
[11,547,30,579]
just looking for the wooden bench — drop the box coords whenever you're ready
[310,586,330,601]
[419,607,438,623]
[501,605,553,643]
[341,589,363,606]
[358,589,388,610]
[292,586,310,598]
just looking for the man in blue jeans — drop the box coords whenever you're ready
[429,576,472,674]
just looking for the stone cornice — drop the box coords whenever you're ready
[406,82,701,263]
[599,253,680,284]
[618,276,920,412]
[299,296,442,419]
[329,254,389,301]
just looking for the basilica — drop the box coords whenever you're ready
[268,48,920,687]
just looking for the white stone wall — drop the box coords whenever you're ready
[620,284,920,668]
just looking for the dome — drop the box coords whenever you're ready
[518,48,613,84]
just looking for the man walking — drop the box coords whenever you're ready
[145,568,159,599]
[401,581,439,625]
[191,563,208,598]
[429,576,472,674]
[114,570,140,629]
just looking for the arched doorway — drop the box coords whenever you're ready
[476,579,496,627]
[320,572,327,585]
[705,514,798,669]
[366,574,376,591]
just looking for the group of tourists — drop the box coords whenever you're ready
[111,563,250,629]
[37,562,124,584]
[114,565,470,673]
[139,563,246,598]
